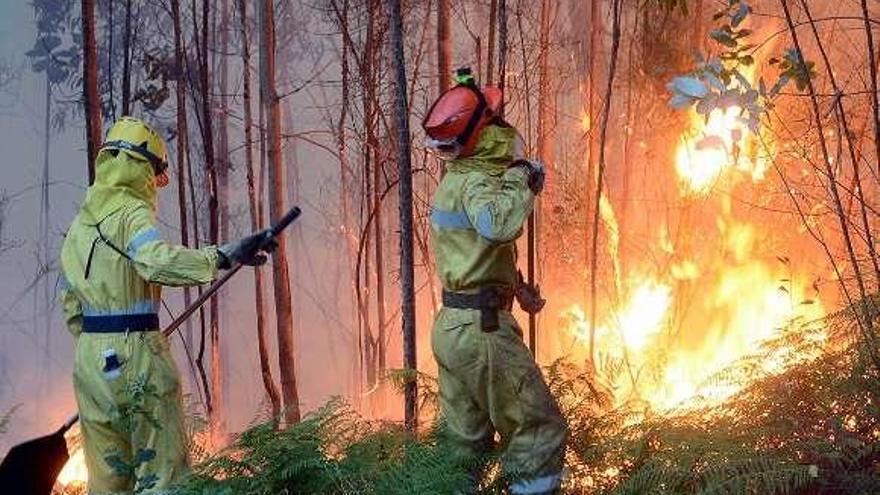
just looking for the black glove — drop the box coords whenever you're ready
[515,270,546,314]
[511,159,546,195]
[217,229,278,269]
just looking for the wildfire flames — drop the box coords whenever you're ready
[565,70,825,412]
[57,448,88,491]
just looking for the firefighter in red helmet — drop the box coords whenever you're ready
[424,69,568,495]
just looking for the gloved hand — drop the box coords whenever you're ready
[511,159,545,195]
[217,229,278,269]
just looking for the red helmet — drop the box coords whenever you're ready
[423,71,502,159]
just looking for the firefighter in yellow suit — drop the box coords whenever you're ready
[424,70,569,495]
[61,117,273,494]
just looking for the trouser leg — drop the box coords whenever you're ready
[74,335,134,495]
[485,315,569,495]
[432,310,495,494]
[129,334,189,494]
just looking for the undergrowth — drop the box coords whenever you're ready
[176,303,880,495]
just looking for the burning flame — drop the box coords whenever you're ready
[564,59,825,412]
[674,67,771,195]
[57,448,88,488]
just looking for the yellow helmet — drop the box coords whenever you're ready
[101,116,169,187]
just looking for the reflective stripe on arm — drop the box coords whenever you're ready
[127,227,161,257]
[430,208,473,230]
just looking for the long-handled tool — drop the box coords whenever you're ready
[0,206,301,494]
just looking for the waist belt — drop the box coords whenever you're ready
[442,288,514,332]
[82,313,160,333]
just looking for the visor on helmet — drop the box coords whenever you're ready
[425,137,463,161]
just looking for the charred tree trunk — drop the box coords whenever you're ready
[218,0,231,247]
[529,0,553,357]
[387,0,418,431]
[861,0,880,180]
[184,1,212,408]
[586,0,603,364]
[332,0,362,396]
[588,0,621,368]
[487,0,497,85]
[437,0,451,91]
[121,0,133,115]
[260,0,301,424]
[238,0,282,422]
[497,0,508,102]
[193,0,223,432]
[82,0,101,183]
[171,0,196,384]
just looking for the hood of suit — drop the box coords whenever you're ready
[81,150,158,224]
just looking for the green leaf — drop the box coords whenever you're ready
[731,1,751,27]
[711,28,739,48]
[669,76,710,98]
[739,55,755,66]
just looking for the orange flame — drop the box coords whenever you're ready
[564,57,824,412]
[57,448,88,488]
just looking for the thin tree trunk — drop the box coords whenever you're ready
[387,0,418,431]
[497,0,507,98]
[171,0,195,386]
[260,0,301,424]
[862,0,880,180]
[779,0,879,365]
[692,0,703,52]
[82,0,101,183]
[588,0,622,368]
[437,0,451,91]
[184,1,212,408]
[195,0,223,434]
[799,0,880,291]
[238,0,282,422]
[487,0,497,85]
[366,0,387,377]
[333,0,362,397]
[530,0,552,357]
[122,0,133,115]
[218,0,230,247]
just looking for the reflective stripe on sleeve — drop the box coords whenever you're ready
[127,227,161,257]
[430,208,473,229]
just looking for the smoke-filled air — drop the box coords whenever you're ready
[1,0,880,494]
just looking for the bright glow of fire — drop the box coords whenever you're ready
[674,73,770,195]
[57,448,88,488]
[564,61,825,412]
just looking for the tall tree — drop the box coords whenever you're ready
[82,0,102,182]
[588,0,622,366]
[387,0,417,431]
[436,0,451,91]
[530,0,553,356]
[239,0,282,421]
[121,0,133,115]
[192,0,223,433]
[260,0,301,424]
[171,0,196,390]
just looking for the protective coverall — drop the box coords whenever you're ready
[60,150,218,494]
[430,124,569,494]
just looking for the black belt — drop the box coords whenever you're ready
[82,313,160,333]
[442,287,514,332]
